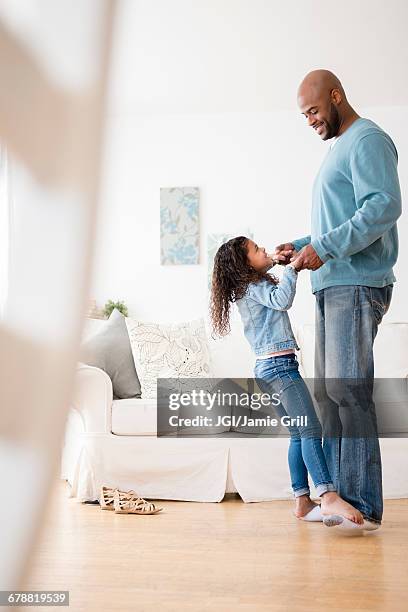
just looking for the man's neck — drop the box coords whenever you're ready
[337,107,360,137]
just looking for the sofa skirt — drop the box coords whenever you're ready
[61,412,408,503]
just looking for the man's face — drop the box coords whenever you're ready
[298,91,341,141]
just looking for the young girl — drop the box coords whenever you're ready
[210,236,364,525]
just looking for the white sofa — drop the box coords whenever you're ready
[61,320,408,503]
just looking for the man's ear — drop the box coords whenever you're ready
[331,88,342,105]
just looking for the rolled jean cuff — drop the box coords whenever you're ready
[293,487,310,498]
[315,483,336,497]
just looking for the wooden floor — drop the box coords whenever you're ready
[22,482,408,612]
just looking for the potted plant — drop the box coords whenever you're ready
[103,300,129,318]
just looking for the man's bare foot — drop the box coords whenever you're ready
[294,494,320,519]
[321,492,364,524]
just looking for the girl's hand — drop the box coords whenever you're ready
[290,258,302,272]
[273,242,295,265]
[285,251,301,271]
[273,251,298,270]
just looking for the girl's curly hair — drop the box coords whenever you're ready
[210,236,278,337]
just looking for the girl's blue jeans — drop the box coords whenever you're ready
[254,354,336,498]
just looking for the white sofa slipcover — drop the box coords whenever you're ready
[61,321,408,502]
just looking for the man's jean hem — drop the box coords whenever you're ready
[362,514,382,525]
[293,483,336,498]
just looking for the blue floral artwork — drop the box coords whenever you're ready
[160,187,199,265]
[207,230,253,289]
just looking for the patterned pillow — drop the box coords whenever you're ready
[125,317,212,399]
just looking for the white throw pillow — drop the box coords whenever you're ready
[125,317,212,399]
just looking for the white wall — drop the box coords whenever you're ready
[91,105,408,330]
[109,0,408,114]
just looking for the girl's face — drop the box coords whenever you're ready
[246,239,274,272]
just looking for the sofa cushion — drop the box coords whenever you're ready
[111,398,158,435]
[125,317,212,399]
[80,309,141,399]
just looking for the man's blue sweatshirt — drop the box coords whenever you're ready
[293,118,402,293]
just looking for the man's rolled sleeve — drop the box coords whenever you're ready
[292,235,311,253]
[310,239,331,263]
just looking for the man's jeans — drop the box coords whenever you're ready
[314,284,393,524]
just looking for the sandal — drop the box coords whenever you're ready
[113,490,163,515]
[99,486,140,511]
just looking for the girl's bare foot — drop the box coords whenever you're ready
[321,492,364,524]
[294,494,320,519]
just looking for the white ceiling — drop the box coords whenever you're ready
[108,0,408,114]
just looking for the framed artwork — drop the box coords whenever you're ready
[160,186,199,265]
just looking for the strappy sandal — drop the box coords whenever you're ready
[100,486,140,511]
[113,489,163,515]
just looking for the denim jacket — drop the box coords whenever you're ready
[236,266,300,356]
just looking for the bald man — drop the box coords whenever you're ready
[275,70,402,529]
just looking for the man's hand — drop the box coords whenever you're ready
[291,244,324,271]
[273,242,295,265]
